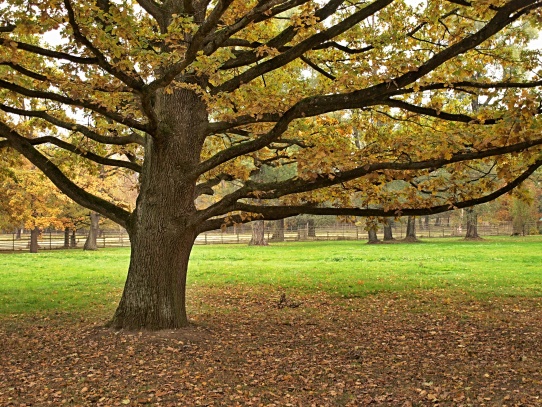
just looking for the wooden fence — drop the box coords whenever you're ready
[0,221,538,252]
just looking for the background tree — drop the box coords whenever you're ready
[464,207,481,239]
[1,0,542,329]
[404,216,418,242]
[0,160,65,252]
[383,218,394,241]
[510,185,540,235]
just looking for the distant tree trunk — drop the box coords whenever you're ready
[424,215,429,229]
[249,220,268,246]
[404,216,418,242]
[307,219,316,237]
[383,219,394,241]
[30,227,40,253]
[84,212,100,251]
[367,228,380,244]
[64,227,70,248]
[434,216,441,226]
[465,207,481,239]
[270,219,285,242]
[15,228,22,240]
[70,229,77,248]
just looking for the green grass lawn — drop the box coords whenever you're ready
[1,236,542,316]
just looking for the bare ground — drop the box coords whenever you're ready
[1,288,542,406]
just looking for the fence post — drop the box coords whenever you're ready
[49,229,52,250]
[12,233,15,251]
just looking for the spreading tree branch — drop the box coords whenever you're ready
[196,137,542,222]
[212,0,392,94]
[0,40,99,64]
[25,136,142,172]
[197,157,542,233]
[0,103,145,146]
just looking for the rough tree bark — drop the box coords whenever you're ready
[109,88,207,330]
[83,212,100,251]
[249,220,268,246]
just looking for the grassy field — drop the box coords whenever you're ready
[1,236,541,316]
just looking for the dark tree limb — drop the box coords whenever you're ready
[26,136,142,172]
[0,40,99,64]
[381,99,499,124]
[207,113,282,134]
[0,24,16,32]
[0,62,49,82]
[195,173,234,197]
[301,55,336,80]
[0,103,145,146]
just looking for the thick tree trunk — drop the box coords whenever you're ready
[84,212,100,251]
[465,207,481,240]
[30,227,40,253]
[270,219,285,242]
[110,87,208,330]
[404,216,418,242]
[383,219,394,241]
[249,220,268,246]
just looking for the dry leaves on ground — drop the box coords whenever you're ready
[1,289,542,406]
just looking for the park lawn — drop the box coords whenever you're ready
[1,236,542,316]
[1,237,542,406]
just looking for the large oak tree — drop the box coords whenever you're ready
[1,0,542,329]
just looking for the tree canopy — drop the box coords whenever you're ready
[1,0,542,329]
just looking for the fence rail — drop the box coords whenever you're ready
[0,221,538,252]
